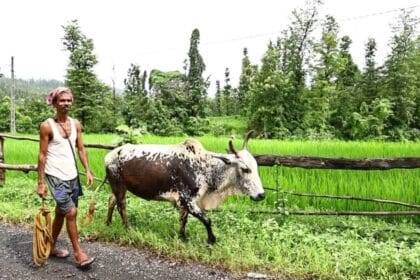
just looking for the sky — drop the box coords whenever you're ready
[0,0,419,95]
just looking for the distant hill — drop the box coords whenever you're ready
[0,78,64,99]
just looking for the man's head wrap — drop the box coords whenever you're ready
[46,87,73,106]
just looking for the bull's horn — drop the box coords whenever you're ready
[242,130,255,149]
[229,140,239,158]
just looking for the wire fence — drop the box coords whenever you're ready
[1,134,419,217]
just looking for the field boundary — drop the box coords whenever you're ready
[1,133,419,216]
[1,133,419,170]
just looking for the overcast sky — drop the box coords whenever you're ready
[0,0,419,95]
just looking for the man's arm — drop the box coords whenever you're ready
[75,120,94,186]
[37,122,50,198]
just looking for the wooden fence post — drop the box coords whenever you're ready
[0,136,4,186]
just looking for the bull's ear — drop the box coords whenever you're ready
[212,155,232,165]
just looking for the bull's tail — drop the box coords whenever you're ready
[94,174,109,192]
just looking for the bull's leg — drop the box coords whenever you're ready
[116,188,128,228]
[185,202,216,244]
[106,193,117,225]
[179,208,189,240]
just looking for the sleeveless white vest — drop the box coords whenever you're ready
[44,117,78,180]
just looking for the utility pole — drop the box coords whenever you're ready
[10,56,16,135]
[111,65,116,117]
[111,65,116,100]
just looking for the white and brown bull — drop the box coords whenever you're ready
[104,132,264,244]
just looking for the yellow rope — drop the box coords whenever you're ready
[32,201,52,266]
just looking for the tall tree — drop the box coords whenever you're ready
[147,69,187,134]
[186,28,208,118]
[222,68,233,115]
[336,36,360,88]
[304,15,340,137]
[248,41,295,138]
[122,64,148,127]
[360,38,381,104]
[238,48,254,115]
[330,35,361,137]
[413,37,420,132]
[382,10,419,139]
[214,80,222,116]
[280,0,321,131]
[62,20,111,132]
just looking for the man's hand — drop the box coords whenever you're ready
[86,170,94,187]
[37,182,48,198]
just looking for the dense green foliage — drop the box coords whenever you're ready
[245,5,419,140]
[62,20,120,132]
[0,4,418,140]
[0,79,57,132]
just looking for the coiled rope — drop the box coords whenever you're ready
[32,200,52,266]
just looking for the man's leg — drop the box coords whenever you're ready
[50,207,67,255]
[65,207,90,263]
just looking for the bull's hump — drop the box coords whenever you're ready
[118,144,188,163]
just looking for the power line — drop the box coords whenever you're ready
[200,4,420,46]
[340,4,419,21]
[135,4,419,57]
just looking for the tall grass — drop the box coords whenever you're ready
[4,134,419,211]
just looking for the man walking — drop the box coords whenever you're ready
[37,87,95,268]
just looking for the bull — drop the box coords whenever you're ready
[104,131,264,244]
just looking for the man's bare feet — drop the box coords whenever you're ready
[50,248,70,258]
[74,251,95,269]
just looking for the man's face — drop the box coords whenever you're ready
[54,92,73,113]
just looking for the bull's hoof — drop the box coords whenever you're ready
[207,235,216,245]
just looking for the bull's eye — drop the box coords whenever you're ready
[241,167,251,173]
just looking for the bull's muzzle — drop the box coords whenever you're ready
[251,193,265,201]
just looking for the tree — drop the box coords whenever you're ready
[238,48,254,115]
[382,11,419,140]
[222,68,233,115]
[214,80,222,116]
[248,42,295,138]
[62,20,114,132]
[330,35,361,138]
[303,15,340,137]
[413,37,420,132]
[247,0,322,137]
[122,64,148,127]
[147,69,187,134]
[360,38,381,103]
[279,0,321,132]
[186,28,208,118]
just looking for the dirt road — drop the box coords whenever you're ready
[0,223,265,280]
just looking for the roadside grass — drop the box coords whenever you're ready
[1,134,419,279]
[0,177,419,280]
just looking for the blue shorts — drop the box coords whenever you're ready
[45,174,80,214]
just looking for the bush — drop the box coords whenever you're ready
[183,116,210,136]
[115,124,147,144]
